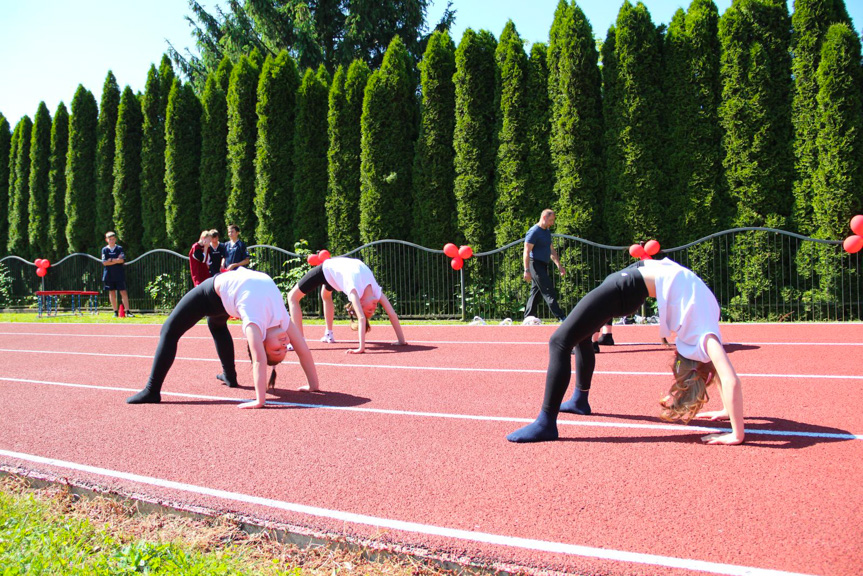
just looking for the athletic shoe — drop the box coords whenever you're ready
[597,333,614,346]
[113,311,118,317]
[320,331,336,344]
[593,341,600,354]
[124,311,135,318]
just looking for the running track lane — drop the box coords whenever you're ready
[1,323,861,575]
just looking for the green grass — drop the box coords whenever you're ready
[0,311,467,325]
[0,482,295,575]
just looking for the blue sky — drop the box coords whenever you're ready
[1,0,861,125]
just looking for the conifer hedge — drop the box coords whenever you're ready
[65,86,100,253]
[27,102,52,259]
[225,55,260,238]
[48,103,69,258]
[525,42,554,219]
[112,86,144,256]
[8,116,32,257]
[164,81,202,252]
[140,65,168,250]
[199,56,232,232]
[95,71,120,236]
[326,60,370,255]
[0,115,10,253]
[293,65,330,250]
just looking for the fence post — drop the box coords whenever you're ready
[460,267,466,321]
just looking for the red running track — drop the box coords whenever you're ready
[1,321,862,575]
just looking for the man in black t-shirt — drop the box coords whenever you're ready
[102,231,134,317]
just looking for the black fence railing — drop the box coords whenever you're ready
[1,228,859,321]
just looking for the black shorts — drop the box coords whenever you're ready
[296,266,335,295]
[104,280,127,291]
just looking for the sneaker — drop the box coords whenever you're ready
[320,331,335,344]
[593,341,600,354]
[124,311,135,318]
[113,311,118,317]
[521,316,542,326]
[597,333,614,346]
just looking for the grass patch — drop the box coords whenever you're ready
[0,311,467,325]
[0,475,460,575]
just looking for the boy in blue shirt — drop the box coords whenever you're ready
[102,231,134,317]
[223,224,249,271]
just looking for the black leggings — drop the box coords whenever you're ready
[296,265,335,295]
[144,277,235,393]
[542,266,649,415]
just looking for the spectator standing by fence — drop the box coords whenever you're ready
[189,231,212,287]
[523,209,566,322]
[208,229,226,276]
[102,231,134,317]
[223,224,249,271]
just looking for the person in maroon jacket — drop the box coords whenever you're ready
[189,231,212,286]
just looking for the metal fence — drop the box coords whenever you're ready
[1,228,860,321]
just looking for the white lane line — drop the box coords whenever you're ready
[0,448,818,576]
[1,347,862,380]
[2,331,862,347]
[1,377,860,441]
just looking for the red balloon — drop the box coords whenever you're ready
[644,240,661,256]
[844,235,863,254]
[443,243,459,258]
[629,244,647,259]
[307,253,321,266]
[458,245,473,260]
[41,259,51,269]
[34,259,44,268]
[851,215,863,236]
[450,256,464,271]
[318,250,331,261]
[36,267,47,277]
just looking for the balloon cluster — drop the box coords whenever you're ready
[629,240,661,260]
[33,258,51,277]
[843,215,863,254]
[443,243,473,270]
[306,249,331,266]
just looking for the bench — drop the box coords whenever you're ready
[36,291,100,317]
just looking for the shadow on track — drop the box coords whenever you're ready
[557,412,855,448]
[308,343,437,354]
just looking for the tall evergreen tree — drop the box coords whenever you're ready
[48,103,69,257]
[0,114,10,253]
[326,60,370,255]
[293,65,331,249]
[113,86,144,256]
[548,0,603,239]
[199,56,232,231]
[663,0,723,245]
[453,29,498,251]
[164,81,203,253]
[790,0,852,234]
[28,103,52,258]
[140,65,168,250]
[719,0,793,229]
[254,51,299,247]
[601,25,622,242]
[493,21,531,246]
[811,22,863,239]
[7,116,32,256]
[95,71,120,236]
[525,42,554,218]
[65,86,99,253]
[159,55,176,120]
[225,54,260,237]
[412,29,457,248]
[603,1,666,245]
[359,36,418,243]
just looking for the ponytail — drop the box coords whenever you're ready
[268,368,277,390]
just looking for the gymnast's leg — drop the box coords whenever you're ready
[126,279,220,404]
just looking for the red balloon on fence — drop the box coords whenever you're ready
[458,245,473,260]
[41,259,51,269]
[318,249,331,261]
[629,244,647,259]
[443,243,459,258]
[451,256,464,271]
[644,240,661,256]
[307,253,321,266]
[34,258,44,268]
[851,215,863,236]
[36,267,47,277]
[843,235,863,254]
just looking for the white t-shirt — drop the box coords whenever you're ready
[643,258,721,363]
[322,258,382,300]
[213,267,290,337]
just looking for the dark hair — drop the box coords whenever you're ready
[228,224,240,233]
[345,303,371,333]
[246,343,278,390]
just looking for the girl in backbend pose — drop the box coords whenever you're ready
[288,257,407,354]
[127,267,319,408]
[507,258,744,446]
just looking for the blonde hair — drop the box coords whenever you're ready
[659,353,716,423]
[345,303,371,333]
